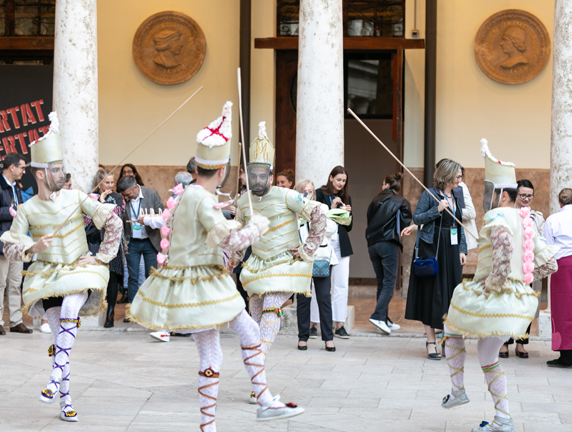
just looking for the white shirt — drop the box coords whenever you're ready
[544,204,572,260]
[3,174,18,206]
[129,186,148,239]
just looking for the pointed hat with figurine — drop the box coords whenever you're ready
[481,138,517,188]
[29,112,63,168]
[249,121,275,168]
[195,101,232,169]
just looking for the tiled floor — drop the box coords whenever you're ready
[0,326,569,432]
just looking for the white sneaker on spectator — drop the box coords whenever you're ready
[387,321,400,331]
[150,330,170,342]
[39,323,52,334]
[369,318,391,335]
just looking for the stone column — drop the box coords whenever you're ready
[541,0,572,336]
[295,0,344,187]
[53,0,99,194]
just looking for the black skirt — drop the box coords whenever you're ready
[405,210,463,329]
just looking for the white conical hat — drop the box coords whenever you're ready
[195,102,232,169]
[481,138,517,188]
[30,112,63,168]
[249,121,275,167]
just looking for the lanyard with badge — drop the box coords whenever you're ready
[130,200,142,231]
[443,192,458,246]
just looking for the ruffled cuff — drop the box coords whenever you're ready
[534,244,559,268]
[215,214,269,251]
[1,231,35,262]
[298,244,314,264]
[95,212,122,263]
[207,219,242,249]
[92,203,116,230]
[301,205,327,259]
[533,256,558,281]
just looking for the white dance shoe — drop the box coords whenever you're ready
[441,388,470,408]
[256,395,305,421]
[249,391,257,404]
[472,416,514,432]
[150,330,170,342]
[60,399,79,422]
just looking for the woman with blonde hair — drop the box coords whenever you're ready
[294,179,336,351]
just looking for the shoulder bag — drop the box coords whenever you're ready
[413,214,443,278]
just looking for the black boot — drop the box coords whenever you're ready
[104,305,115,328]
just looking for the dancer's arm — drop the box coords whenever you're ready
[1,206,35,262]
[286,191,327,263]
[484,226,513,293]
[91,212,123,264]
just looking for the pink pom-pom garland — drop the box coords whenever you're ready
[162,209,172,222]
[171,183,184,196]
[160,238,170,251]
[160,225,171,237]
[166,196,177,210]
[519,207,535,283]
[157,253,167,266]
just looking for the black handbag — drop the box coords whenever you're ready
[413,215,442,278]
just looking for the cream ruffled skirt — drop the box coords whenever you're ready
[23,260,108,318]
[240,251,313,298]
[444,279,539,339]
[128,264,245,331]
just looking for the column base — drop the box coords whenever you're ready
[538,310,552,338]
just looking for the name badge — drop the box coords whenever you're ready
[133,223,142,231]
[450,228,458,245]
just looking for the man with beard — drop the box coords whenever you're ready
[0,112,122,422]
[234,122,327,404]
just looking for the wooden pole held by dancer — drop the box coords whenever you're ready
[52,86,204,235]
[347,108,479,242]
[237,68,254,217]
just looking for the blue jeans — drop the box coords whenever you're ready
[369,241,399,322]
[126,238,157,303]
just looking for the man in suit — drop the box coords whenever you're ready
[117,175,164,308]
[0,153,32,335]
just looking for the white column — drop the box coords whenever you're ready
[296,0,344,188]
[53,0,99,194]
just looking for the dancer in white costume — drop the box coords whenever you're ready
[0,112,122,422]
[128,103,304,431]
[234,122,327,403]
[440,140,558,432]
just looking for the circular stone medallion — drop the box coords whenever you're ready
[474,9,550,85]
[133,11,206,86]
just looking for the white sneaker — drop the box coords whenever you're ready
[387,321,400,331]
[150,330,170,342]
[256,395,305,421]
[369,318,391,335]
[39,323,51,334]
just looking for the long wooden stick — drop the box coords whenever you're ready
[53,86,204,235]
[237,68,254,216]
[347,108,479,242]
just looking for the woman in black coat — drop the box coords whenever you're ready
[315,166,353,339]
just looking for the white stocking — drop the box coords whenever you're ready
[249,296,263,326]
[259,292,292,356]
[443,325,466,393]
[193,329,223,432]
[477,336,510,419]
[55,292,87,414]
[229,310,274,407]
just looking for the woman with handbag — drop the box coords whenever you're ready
[366,173,412,335]
[405,160,467,360]
[315,166,353,339]
[295,179,337,352]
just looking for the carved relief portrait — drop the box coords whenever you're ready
[133,11,206,86]
[474,10,550,85]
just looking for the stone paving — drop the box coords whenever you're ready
[1,329,570,432]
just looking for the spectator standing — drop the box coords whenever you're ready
[405,160,467,359]
[119,163,145,186]
[295,179,336,352]
[0,154,32,335]
[543,188,572,368]
[63,173,72,190]
[186,157,198,181]
[366,173,412,335]
[117,175,163,320]
[276,169,294,189]
[85,170,126,328]
[500,179,544,358]
[315,166,353,339]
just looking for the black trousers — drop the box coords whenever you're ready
[297,273,334,342]
[506,323,532,345]
[107,271,122,310]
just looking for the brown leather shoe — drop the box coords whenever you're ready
[10,323,33,334]
[0,325,5,335]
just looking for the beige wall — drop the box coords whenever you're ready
[404,0,554,169]
[98,0,241,167]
